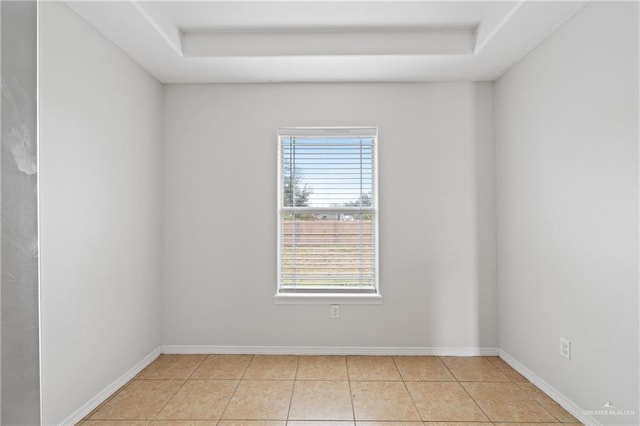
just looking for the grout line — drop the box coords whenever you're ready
[151,355,208,421]
[150,377,188,421]
[457,380,494,424]
[345,355,357,423]
[285,355,301,421]
[218,354,254,422]
[514,380,562,423]
[440,356,494,424]
[438,355,461,381]
[186,353,208,380]
[391,356,423,421]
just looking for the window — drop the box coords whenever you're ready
[276,127,380,303]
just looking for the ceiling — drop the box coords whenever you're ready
[66,1,588,83]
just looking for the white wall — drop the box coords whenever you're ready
[38,3,163,424]
[163,82,497,351]
[495,1,639,423]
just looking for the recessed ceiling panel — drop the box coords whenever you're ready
[182,26,476,57]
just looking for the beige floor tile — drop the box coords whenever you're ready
[517,382,579,423]
[90,380,183,420]
[222,380,294,420]
[494,367,528,382]
[288,380,353,421]
[462,382,556,423]
[493,423,560,426]
[136,355,206,380]
[357,423,423,425]
[406,382,489,422]
[440,357,509,382]
[484,357,529,382]
[393,357,455,382]
[296,356,348,380]
[347,356,402,381]
[243,355,299,380]
[350,381,420,421]
[423,423,492,425]
[191,355,253,380]
[83,354,580,426]
[156,379,238,420]
[482,356,505,366]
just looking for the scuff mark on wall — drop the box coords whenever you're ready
[1,79,36,176]
[8,125,35,175]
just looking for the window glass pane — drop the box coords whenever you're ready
[281,137,375,208]
[280,213,375,290]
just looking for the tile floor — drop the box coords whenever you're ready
[80,354,581,425]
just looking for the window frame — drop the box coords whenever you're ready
[275,127,382,305]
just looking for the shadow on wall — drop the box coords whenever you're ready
[473,82,497,351]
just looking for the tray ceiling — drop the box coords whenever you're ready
[65,1,588,83]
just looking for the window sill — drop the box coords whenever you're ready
[273,293,383,305]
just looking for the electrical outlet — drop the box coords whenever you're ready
[331,304,340,319]
[560,337,571,359]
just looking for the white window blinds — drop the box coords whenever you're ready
[277,128,378,294]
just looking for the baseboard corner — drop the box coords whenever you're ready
[59,347,161,426]
[498,349,601,426]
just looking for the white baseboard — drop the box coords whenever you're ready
[59,347,161,426]
[160,345,499,356]
[499,349,600,426]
